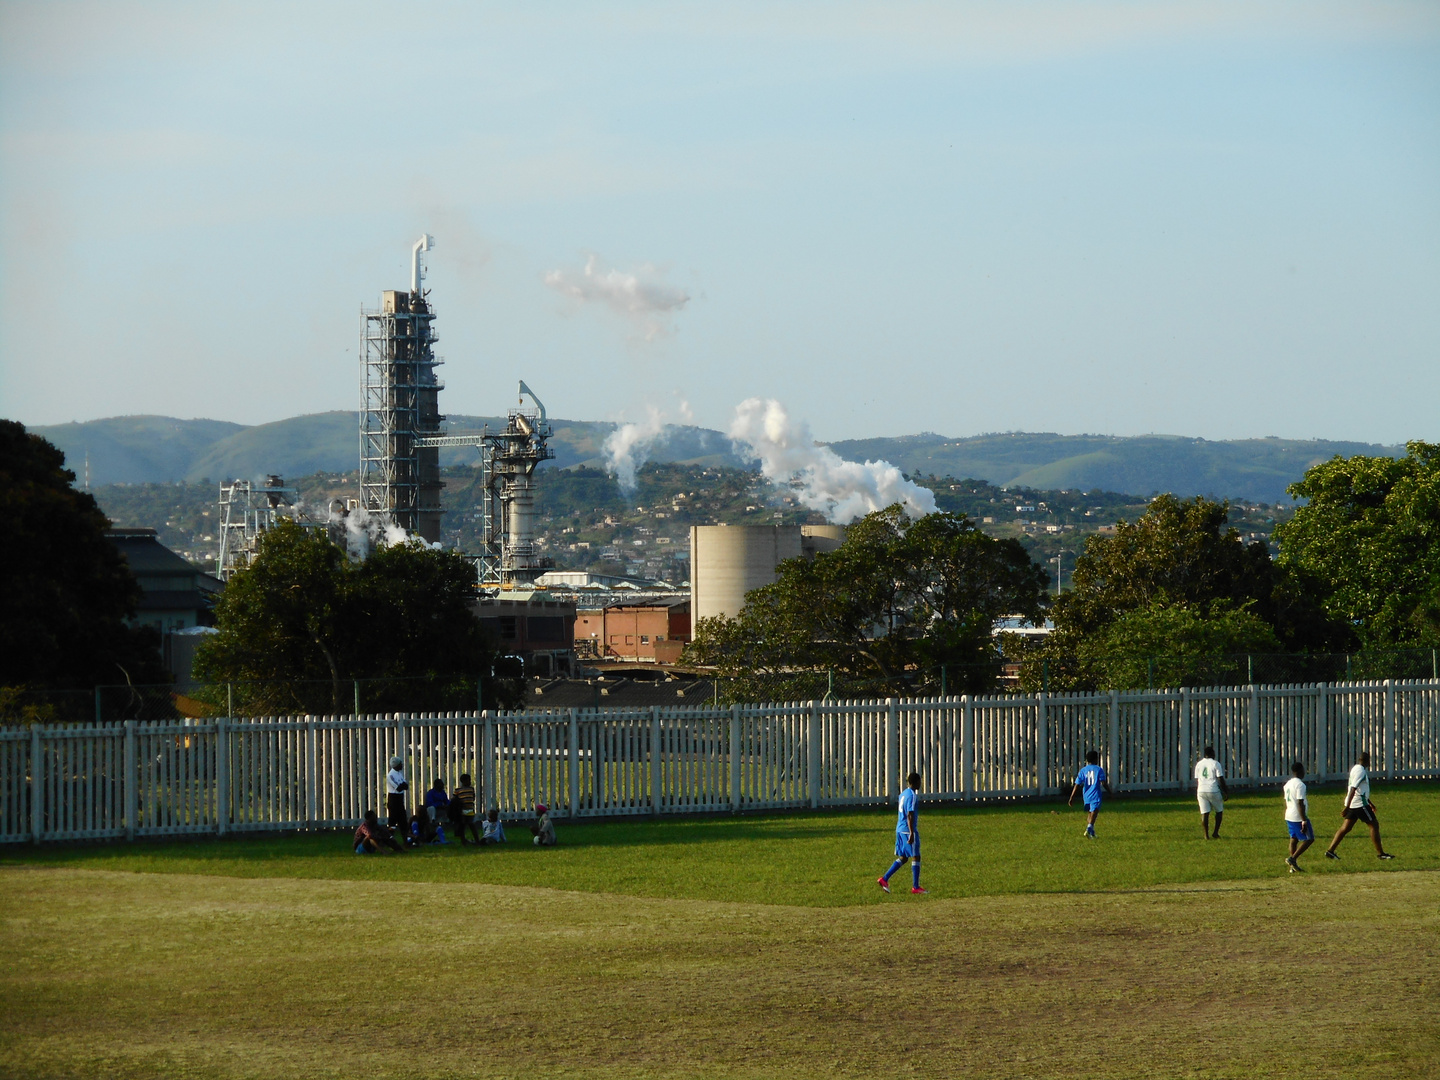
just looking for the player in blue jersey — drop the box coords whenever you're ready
[1068,750,1111,838]
[877,772,927,894]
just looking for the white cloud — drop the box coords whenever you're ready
[544,254,690,339]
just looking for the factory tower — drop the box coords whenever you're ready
[359,235,446,543]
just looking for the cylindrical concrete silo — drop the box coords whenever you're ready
[800,523,846,556]
[690,525,804,622]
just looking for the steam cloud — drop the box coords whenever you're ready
[603,406,666,495]
[544,254,690,338]
[729,398,937,525]
[303,501,420,560]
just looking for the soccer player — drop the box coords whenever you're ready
[877,772,926,894]
[1193,745,1228,839]
[1282,762,1314,873]
[1323,751,1395,862]
[1068,750,1110,838]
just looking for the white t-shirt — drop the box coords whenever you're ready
[1194,758,1224,793]
[386,768,407,795]
[1283,777,1308,822]
[1344,764,1370,809]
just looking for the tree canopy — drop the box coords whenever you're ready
[686,506,1049,699]
[195,521,520,714]
[1025,494,1338,690]
[0,420,165,702]
[1276,441,1440,653]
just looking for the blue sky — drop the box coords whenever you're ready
[2,1,1437,444]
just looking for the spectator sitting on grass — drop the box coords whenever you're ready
[410,807,435,846]
[354,809,405,854]
[425,777,449,823]
[451,774,480,845]
[481,808,505,845]
[531,804,556,847]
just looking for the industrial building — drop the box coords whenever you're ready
[574,598,691,663]
[472,595,576,677]
[359,235,449,544]
[689,524,845,622]
[108,528,223,634]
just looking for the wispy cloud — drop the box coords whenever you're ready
[545,254,690,339]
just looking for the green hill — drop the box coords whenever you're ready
[824,432,1402,503]
[27,414,1404,504]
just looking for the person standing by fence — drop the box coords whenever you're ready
[1324,752,1395,862]
[451,773,480,845]
[386,757,409,834]
[1194,746,1228,840]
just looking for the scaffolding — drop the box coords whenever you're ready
[216,476,301,581]
[358,235,452,544]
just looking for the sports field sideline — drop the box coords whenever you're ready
[2,785,1437,1079]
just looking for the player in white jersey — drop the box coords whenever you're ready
[1193,745,1228,839]
[1323,751,1395,861]
[1281,762,1314,873]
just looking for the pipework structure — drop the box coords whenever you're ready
[476,381,555,589]
[216,475,302,581]
[359,234,454,544]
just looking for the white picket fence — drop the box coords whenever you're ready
[2,680,1438,844]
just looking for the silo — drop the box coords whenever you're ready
[801,524,846,556]
[690,525,804,622]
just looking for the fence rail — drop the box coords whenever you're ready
[3,680,1438,844]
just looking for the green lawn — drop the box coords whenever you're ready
[2,784,1437,1079]
[5,784,1437,905]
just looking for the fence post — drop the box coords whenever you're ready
[215,716,229,837]
[1108,689,1120,788]
[808,701,821,809]
[568,709,579,819]
[124,719,137,842]
[95,687,102,725]
[305,715,317,830]
[1035,691,1047,798]
[1315,683,1328,782]
[730,703,742,812]
[30,724,42,844]
[482,711,496,811]
[886,698,900,802]
[650,705,661,817]
[1248,683,1260,787]
[1384,679,1395,780]
[1179,687,1191,791]
[961,696,974,803]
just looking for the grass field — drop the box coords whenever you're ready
[2,784,1438,1078]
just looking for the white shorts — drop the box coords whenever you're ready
[1197,791,1223,814]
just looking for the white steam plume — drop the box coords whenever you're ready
[544,254,690,339]
[603,403,675,494]
[729,398,937,525]
[302,501,426,560]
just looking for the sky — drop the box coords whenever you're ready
[2,1,1437,444]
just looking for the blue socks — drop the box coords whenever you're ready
[883,859,904,882]
[912,862,921,889]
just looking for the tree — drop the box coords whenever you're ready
[1067,601,1281,690]
[1026,494,1337,690]
[194,521,520,714]
[686,506,1048,699]
[0,421,165,709]
[1275,441,1440,656]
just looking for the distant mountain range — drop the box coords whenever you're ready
[29,413,1402,504]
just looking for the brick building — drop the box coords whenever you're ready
[574,599,691,663]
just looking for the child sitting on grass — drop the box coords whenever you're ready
[531,804,557,847]
[353,809,405,854]
[480,808,506,845]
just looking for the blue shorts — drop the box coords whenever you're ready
[1287,820,1314,842]
[1084,800,1102,813]
[895,832,920,859]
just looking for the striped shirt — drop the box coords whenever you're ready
[452,784,477,817]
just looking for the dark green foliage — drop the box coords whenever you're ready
[687,506,1048,699]
[0,420,166,703]
[1276,441,1440,652]
[1026,494,1342,690]
[194,522,520,715]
